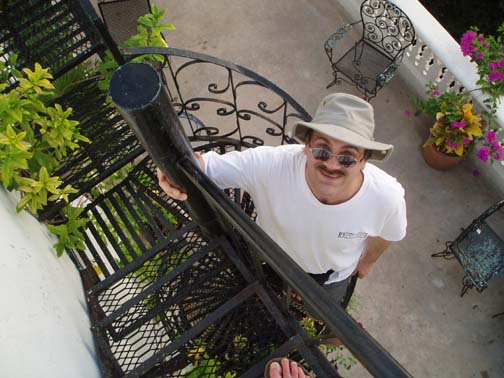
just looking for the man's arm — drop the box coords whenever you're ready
[352,236,391,279]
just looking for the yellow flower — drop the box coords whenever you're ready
[188,346,206,363]
[462,103,481,126]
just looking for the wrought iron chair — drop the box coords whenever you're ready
[432,200,504,296]
[98,0,154,47]
[324,0,415,100]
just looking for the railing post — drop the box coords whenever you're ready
[108,62,221,236]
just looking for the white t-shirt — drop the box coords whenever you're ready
[203,144,407,283]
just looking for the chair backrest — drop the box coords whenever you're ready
[0,0,123,90]
[98,0,152,47]
[359,0,415,60]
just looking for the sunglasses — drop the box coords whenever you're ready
[308,147,360,168]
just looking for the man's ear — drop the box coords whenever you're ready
[303,143,310,156]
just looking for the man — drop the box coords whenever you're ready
[158,93,407,310]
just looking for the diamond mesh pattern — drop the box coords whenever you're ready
[98,0,152,47]
[95,291,288,377]
[335,41,393,93]
[455,222,504,288]
[1,0,103,90]
[89,225,287,376]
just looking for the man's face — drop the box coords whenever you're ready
[303,131,367,204]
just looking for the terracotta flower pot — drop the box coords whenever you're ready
[422,143,463,170]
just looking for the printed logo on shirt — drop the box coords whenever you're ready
[338,232,368,239]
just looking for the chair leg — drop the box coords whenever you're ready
[326,78,338,89]
[460,275,473,297]
[431,242,455,259]
[364,90,377,102]
[326,71,339,89]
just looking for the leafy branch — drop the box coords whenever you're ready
[0,53,90,257]
[98,5,176,92]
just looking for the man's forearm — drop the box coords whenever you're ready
[353,236,391,278]
[362,236,390,263]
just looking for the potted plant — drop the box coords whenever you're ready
[408,24,504,170]
[409,84,484,170]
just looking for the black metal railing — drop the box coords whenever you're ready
[121,47,311,149]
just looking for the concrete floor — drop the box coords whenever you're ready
[153,1,504,377]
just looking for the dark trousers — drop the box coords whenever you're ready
[303,274,353,317]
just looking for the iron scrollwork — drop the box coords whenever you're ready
[123,47,311,148]
[362,0,415,56]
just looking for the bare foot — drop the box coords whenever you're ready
[269,358,310,378]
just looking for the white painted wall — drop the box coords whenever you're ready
[0,187,101,378]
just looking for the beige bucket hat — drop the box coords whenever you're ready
[290,93,394,161]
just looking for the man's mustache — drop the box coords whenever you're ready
[318,166,345,177]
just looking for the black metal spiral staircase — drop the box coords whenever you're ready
[1,1,412,377]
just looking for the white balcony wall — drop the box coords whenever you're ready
[337,0,504,195]
[0,187,101,378]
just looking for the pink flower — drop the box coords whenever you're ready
[477,146,490,162]
[482,43,489,48]
[451,120,466,129]
[489,62,499,70]
[476,53,484,60]
[478,35,485,41]
[485,129,497,143]
[461,31,476,42]
[447,140,459,149]
[432,90,441,97]
[499,59,504,68]
[404,109,412,117]
[463,137,472,145]
[460,31,477,56]
[491,142,503,159]
[488,71,501,82]
[491,140,502,149]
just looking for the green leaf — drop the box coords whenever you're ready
[15,194,31,212]
[47,206,89,256]
[0,147,32,187]
[158,23,176,31]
